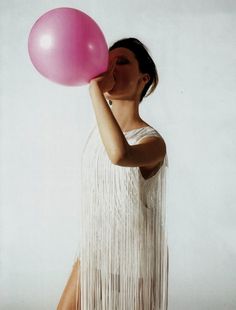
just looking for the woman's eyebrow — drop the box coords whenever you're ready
[111,53,128,58]
[109,55,130,63]
[116,55,129,60]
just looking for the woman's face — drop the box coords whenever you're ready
[104,47,149,102]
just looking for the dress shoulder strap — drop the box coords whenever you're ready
[135,127,162,144]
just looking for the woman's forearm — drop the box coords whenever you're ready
[89,81,129,163]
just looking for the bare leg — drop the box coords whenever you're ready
[57,259,80,310]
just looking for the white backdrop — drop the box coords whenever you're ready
[0,0,235,309]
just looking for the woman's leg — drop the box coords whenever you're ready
[57,259,81,310]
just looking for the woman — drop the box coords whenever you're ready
[57,37,169,310]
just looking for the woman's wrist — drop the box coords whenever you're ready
[89,80,101,95]
[89,79,98,89]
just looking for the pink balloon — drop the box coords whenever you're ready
[28,7,109,86]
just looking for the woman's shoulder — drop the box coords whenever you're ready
[141,124,164,139]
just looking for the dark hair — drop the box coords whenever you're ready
[108,37,158,104]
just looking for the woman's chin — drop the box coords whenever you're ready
[104,86,125,101]
[106,85,116,93]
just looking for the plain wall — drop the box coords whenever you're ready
[0,0,235,309]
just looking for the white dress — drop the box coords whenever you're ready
[74,124,169,310]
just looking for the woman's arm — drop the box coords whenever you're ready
[89,80,129,164]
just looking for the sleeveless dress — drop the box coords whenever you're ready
[74,123,169,310]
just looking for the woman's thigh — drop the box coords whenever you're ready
[57,259,80,310]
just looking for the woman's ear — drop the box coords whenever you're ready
[143,73,150,84]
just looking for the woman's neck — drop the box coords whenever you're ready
[110,99,145,131]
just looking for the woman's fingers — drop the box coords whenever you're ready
[108,58,117,73]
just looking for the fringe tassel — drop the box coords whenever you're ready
[73,125,169,309]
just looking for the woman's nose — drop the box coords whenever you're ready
[109,57,118,67]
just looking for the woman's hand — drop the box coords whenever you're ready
[89,58,117,94]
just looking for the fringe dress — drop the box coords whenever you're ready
[73,124,169,310]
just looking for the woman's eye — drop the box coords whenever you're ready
[116,58,129,65]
